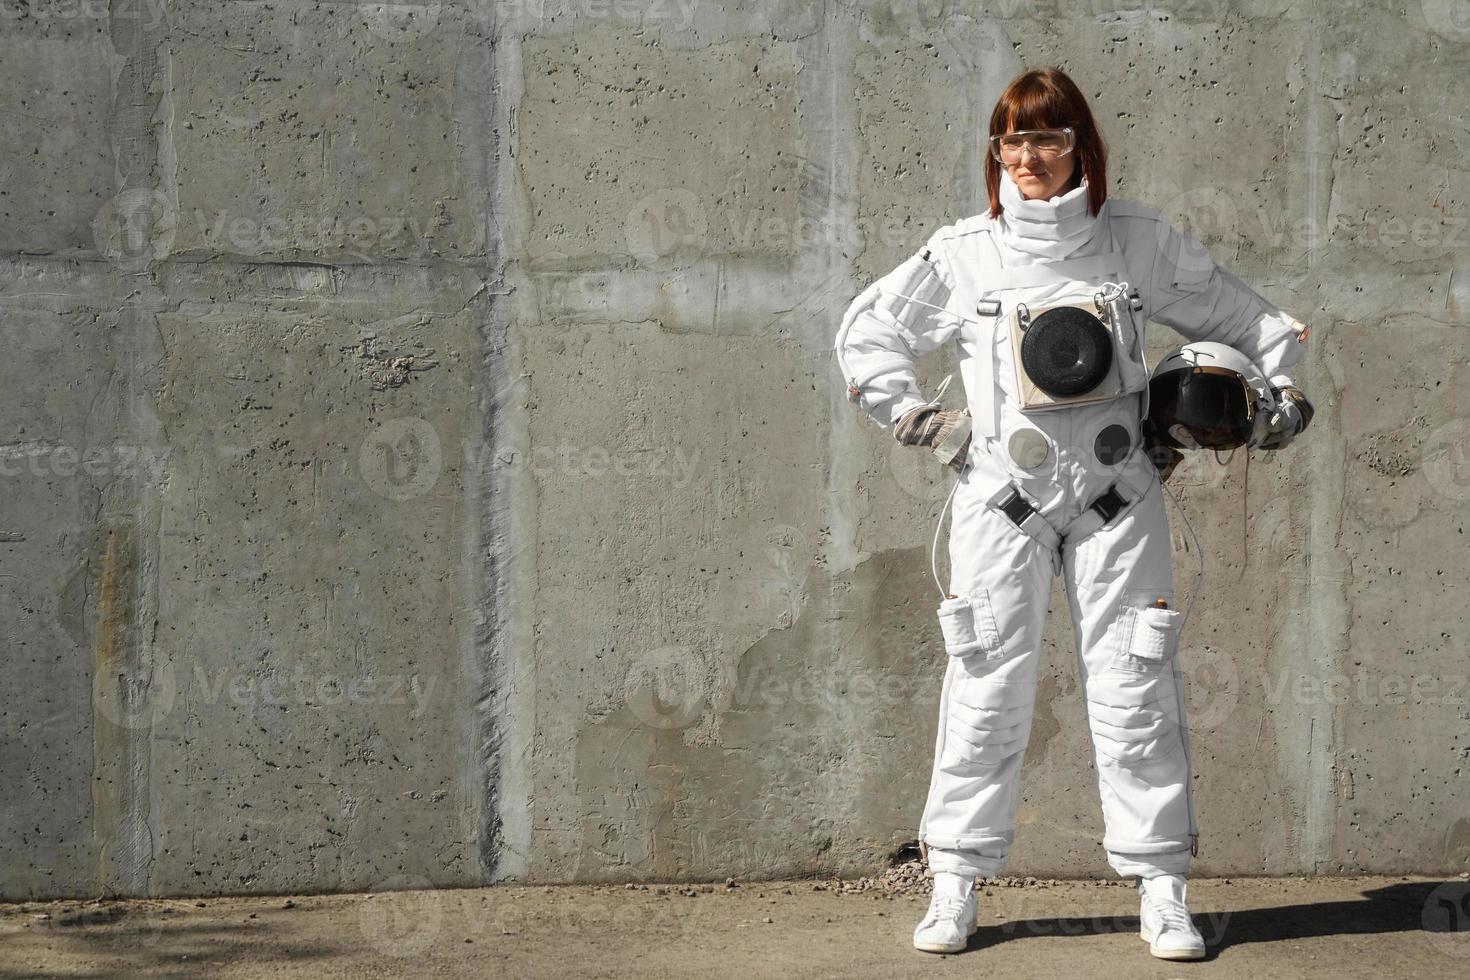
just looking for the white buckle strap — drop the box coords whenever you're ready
[985,482,1062,552]
[1059,453,1157,543]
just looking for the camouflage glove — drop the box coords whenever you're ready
[894,405,972,473]
[1254,384,1315,451]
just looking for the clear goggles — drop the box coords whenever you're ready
[988,127,1076,163]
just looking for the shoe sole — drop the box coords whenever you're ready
[1140,926,1206,961]
[913,922,979,954]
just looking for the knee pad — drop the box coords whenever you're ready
[941,668,1034,771]
[1086,674,1183,765]
[1087,597,1187,766]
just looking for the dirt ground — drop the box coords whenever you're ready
[2,872,1467,979]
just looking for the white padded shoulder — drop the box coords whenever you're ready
[1103,198,1167,223]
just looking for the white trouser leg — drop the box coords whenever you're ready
[918,469,1054,876]
[1063,473,1196,878]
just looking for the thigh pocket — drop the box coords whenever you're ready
[1111,590,1182,673]
[938,589,1003,660]
[1088,590,1185,764]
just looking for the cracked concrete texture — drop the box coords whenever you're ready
[2,0,1468,902]
[167,6,486,262]
[519,31,802,263]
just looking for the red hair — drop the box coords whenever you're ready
[985,67,1109,219]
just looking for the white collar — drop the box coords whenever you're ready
[996,167,1100,260]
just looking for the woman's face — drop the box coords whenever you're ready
[1002,123,1078,202]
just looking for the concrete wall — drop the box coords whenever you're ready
[1,1,1466,899]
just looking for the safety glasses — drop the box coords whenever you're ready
[988,127,1076,163]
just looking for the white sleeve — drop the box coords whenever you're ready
[1139,218,1311,391]
[833,234,966,429]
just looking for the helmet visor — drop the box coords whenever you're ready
[1172,366,1255,449]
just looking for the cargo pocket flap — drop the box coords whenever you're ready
[1129,605,1182,663]
[937,589,1003,659]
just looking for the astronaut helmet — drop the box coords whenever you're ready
[1146,341,1275,451]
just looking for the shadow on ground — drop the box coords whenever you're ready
[966,880,1470,961]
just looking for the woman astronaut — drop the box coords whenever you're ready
[833,68,1313,960]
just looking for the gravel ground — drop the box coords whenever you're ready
[2,870,1467,978]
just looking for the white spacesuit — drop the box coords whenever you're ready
[835,167,1310,884]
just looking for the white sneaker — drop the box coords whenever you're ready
[913,872,978,954]
[1138,874,1207,961]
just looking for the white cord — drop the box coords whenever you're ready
[930,456,971,600]
[927,373,954,406]
[1157,476,1204,630]
[834,285,984,400]
[1095,280,1130,306]
[1157,471,1204,852]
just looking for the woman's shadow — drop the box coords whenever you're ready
[967,880,1470,961]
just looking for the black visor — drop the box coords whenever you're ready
[1149,367,1254,450]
